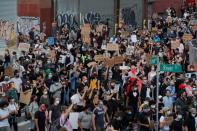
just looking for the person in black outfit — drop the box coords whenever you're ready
[34,104,47,131]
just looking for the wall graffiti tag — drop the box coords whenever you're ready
[56,13,79,29]
[121,8,136,26]
[83,12,102,25]
[17,17,40,35]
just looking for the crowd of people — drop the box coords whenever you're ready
[0,3,197,131]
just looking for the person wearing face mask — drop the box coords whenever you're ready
[7,97,18,131]
[183,108,196,131]
[39,89,50,107]
[34,104,47,131]
[126,87,139,122]
[140,77,150,103]
[9,70,23,100]
[159,107,172,131]
[0,97,11,131]
[138,104,152,131]
[170,112,183,131]
[49,97,61,131]
[61,81,70,106]
[65,52,74,70]
[49,79,62,99]
[163,90,174,109]
[78,105,93,131]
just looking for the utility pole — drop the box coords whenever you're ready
[156,57,160,131]
[114,0,120,34]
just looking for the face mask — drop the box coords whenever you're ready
[143,80,148,84]
[44,91,48,95]
[191,113,196,117]
[133,92,137,97]
[84,80,88,83]
[48,74,53,79]
[144,109,150,113]
[177,114,182,119]
[55,100,60,105]
[144,101,149,105]
[159,52,163,57]
[55,83,59,86]
[167,111,171,115]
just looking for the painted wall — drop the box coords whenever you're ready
[120,0,143,26]
[56,0,143,28]
[17,0,53,36]
[0,0,17,20]
[152,0,183,16]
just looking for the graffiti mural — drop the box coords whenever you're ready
[0,19,16,41]
[17,17,40,35]
[56,13,79,29]
[83,12,102,25]
[121,8,136,26]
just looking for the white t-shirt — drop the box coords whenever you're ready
[131,34,137,43]
[71,94,84,106]
[9,77,23,93]
[7,103,17,112]
[159,116,170,131]
[0,108,9,127]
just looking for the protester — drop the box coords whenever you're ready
[0,3,196,131]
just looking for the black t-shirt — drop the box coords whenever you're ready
[138,112,150,131]
[0,65,4,82]
[49,105,61,121]
[184,115,196,131]
[171,120,183,131]
[35,111,46,131]
[128,91,139,106]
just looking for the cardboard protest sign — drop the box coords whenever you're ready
[18,43,30,52]
[19,90,32,105]
[96,24,104,33]
[4,67,14,77]
[151,27,158,33]
[106,44,119,51]
[152,13,158,20]
[167,16,172,23]
[94,55,106,61]
[121,31,129,39]
[114,56,125,65]
[48,37,55,45]
[104,58,114,67]
[81,24,91,35]
[191,25,197,31]
[183,34,193,42]
[87,62,97,67]
[171,40,180,50]
[82,36,90,44]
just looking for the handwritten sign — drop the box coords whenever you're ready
[82,36,90,44]
[18,43,30,51]
[4,67,14,77]
[114,56,125,65]
[104,58,114,67]
[152,13,158,20]
[171,40,180,50]
[183,34,193,42]
[191,25,197,31]
[19,90,32,105]
[94,55,106,61]
[48,37,55,45]
[87,62,97,67]
[106,44,119,51]
[121,31,130,38]
[167,16,172,23]
[96,24,104,33]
